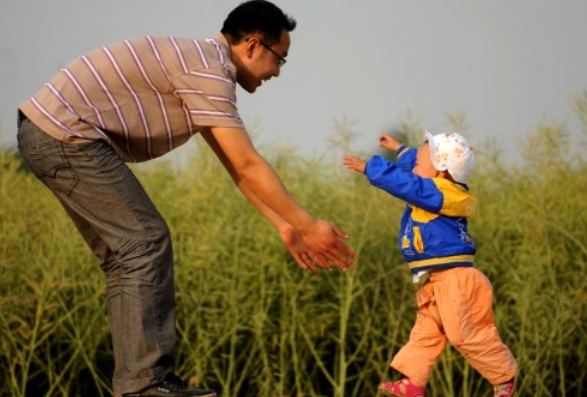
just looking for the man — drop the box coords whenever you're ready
[16,1,356,396]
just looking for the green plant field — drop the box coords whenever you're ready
[1,95,587,397]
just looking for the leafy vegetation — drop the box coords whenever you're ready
[1,93,586,396]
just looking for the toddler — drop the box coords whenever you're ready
[343,131,517,397]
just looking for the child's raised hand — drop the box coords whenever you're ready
[343,155,367,174]
[378,134,401,152]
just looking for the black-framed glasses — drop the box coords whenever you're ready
[259,40,287,67]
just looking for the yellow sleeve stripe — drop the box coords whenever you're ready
[397,146,410,158]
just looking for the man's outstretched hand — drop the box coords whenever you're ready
[298,219,356,272]
[279,224,318,273]
[280,221,356,273]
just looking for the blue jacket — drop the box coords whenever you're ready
[365,146,476,274]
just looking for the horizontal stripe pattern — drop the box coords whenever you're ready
[408,254,475,270]
[20,34,243,162]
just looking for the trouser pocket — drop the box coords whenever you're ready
[17,119,79,196]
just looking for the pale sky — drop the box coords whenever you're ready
[2,0,586,163]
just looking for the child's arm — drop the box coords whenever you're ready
[343,138,435,209]
[365,156,444,213]
[378,134,415,171]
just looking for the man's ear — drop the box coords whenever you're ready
[245,37,260,58]
[231,37,256,61]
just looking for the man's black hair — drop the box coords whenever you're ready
[221,0,296,44]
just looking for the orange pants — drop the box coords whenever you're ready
[391,267,518,386]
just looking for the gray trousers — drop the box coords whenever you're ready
[17,115,177,396]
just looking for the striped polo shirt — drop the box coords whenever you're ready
[20,33,244,162]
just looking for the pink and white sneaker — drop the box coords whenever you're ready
[494,379,515,397]
[379,378,426,397]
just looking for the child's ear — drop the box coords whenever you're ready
[436,170,454,181]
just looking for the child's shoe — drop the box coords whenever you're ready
[379,378,425,397]
[493,379,515,397]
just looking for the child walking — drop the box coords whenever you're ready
[343,131,517,397]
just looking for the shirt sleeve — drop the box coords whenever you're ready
[396,145,416,171]
[365,154,444,213]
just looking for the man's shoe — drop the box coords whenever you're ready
[123,372,217,397]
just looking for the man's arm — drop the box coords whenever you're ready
[200,127,355,271]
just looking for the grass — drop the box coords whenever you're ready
[1,93,587,396]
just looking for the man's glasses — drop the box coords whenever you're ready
[259,40,287,67]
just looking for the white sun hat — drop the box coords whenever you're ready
[424,130,475,183]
